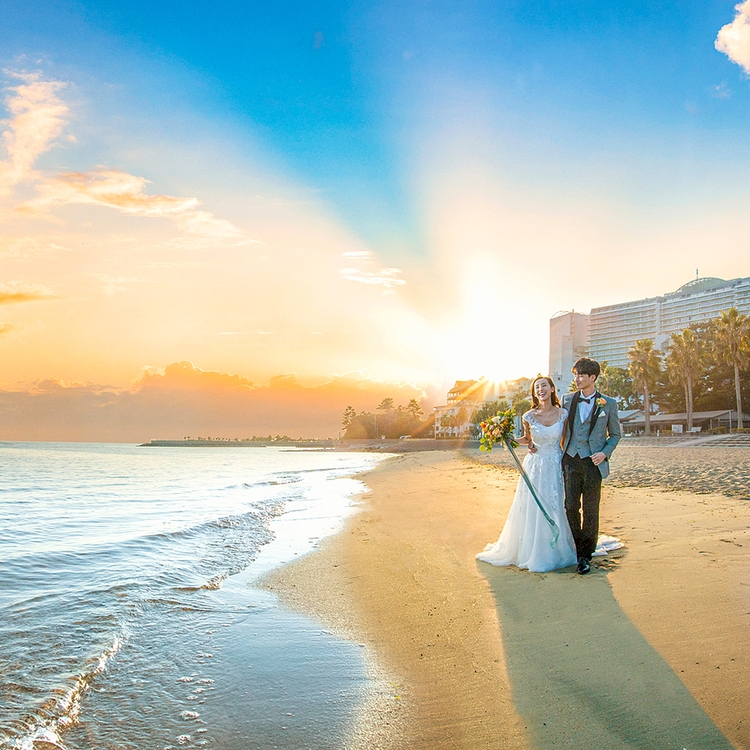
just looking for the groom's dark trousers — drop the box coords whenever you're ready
[562,454,601,561]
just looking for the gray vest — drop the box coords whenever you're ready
[566,408,594,458]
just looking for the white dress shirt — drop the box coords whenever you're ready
[578,392,597,423]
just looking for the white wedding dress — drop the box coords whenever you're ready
[477,408,578,573]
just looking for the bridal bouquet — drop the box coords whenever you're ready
[479,409,518,452]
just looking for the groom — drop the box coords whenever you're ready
[561,357,621,575]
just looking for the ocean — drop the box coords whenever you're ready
[0,442,387,750]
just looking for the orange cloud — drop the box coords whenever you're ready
[24,169,199,216]
[0,281,53,304]
[20,169,256,246]
[0,361,434,442]
[139,360,256,391]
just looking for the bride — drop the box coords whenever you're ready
[477,376,578,573]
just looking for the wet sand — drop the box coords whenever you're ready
[261,451,750,749]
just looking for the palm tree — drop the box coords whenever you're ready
[711,308,750,430]
[597,361,635,408]
[628,339,662,435]
[665,329,702,431]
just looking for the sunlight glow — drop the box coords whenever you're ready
[434,251,540,383]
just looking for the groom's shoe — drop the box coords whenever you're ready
[576,557,591,575]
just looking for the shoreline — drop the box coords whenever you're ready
[260,450,750,749]
[0,444,387,750]
[259,452,530,749]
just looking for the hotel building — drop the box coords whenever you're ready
[549,311,590,394]
[549,276,750,382]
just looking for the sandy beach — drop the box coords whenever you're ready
[261,450,750,750]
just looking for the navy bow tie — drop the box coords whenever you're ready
[579,396,592,404]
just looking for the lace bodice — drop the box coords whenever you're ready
[523,408,567,455]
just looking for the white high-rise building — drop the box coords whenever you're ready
[589,276,750,368]
[549,276,750,375]
[549,311,589,394]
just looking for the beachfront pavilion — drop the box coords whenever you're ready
[620,409,737,436]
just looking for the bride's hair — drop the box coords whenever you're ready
[530,376,560,409]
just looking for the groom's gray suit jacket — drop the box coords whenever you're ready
[561,391,622,479]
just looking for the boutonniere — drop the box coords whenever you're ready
[595,397,607,408]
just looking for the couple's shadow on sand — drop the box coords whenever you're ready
[478,558,732,750]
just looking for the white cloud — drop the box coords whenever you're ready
[0,72,68,196]
[339,267,406,287]
[711,82,732,99]
[341,250,373,258]
[173,208,255,245]
[0,234,70,259]
[89,273,144,296]
[716,1,750,73]
[339,249,406,291]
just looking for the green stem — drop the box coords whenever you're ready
[504,439,560,549]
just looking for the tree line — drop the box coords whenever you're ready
[607,307,749,435]
[341,308,749,441]
[341,398,426,439]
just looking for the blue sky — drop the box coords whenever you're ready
[1,0,750,396]
[5,0,749,256]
